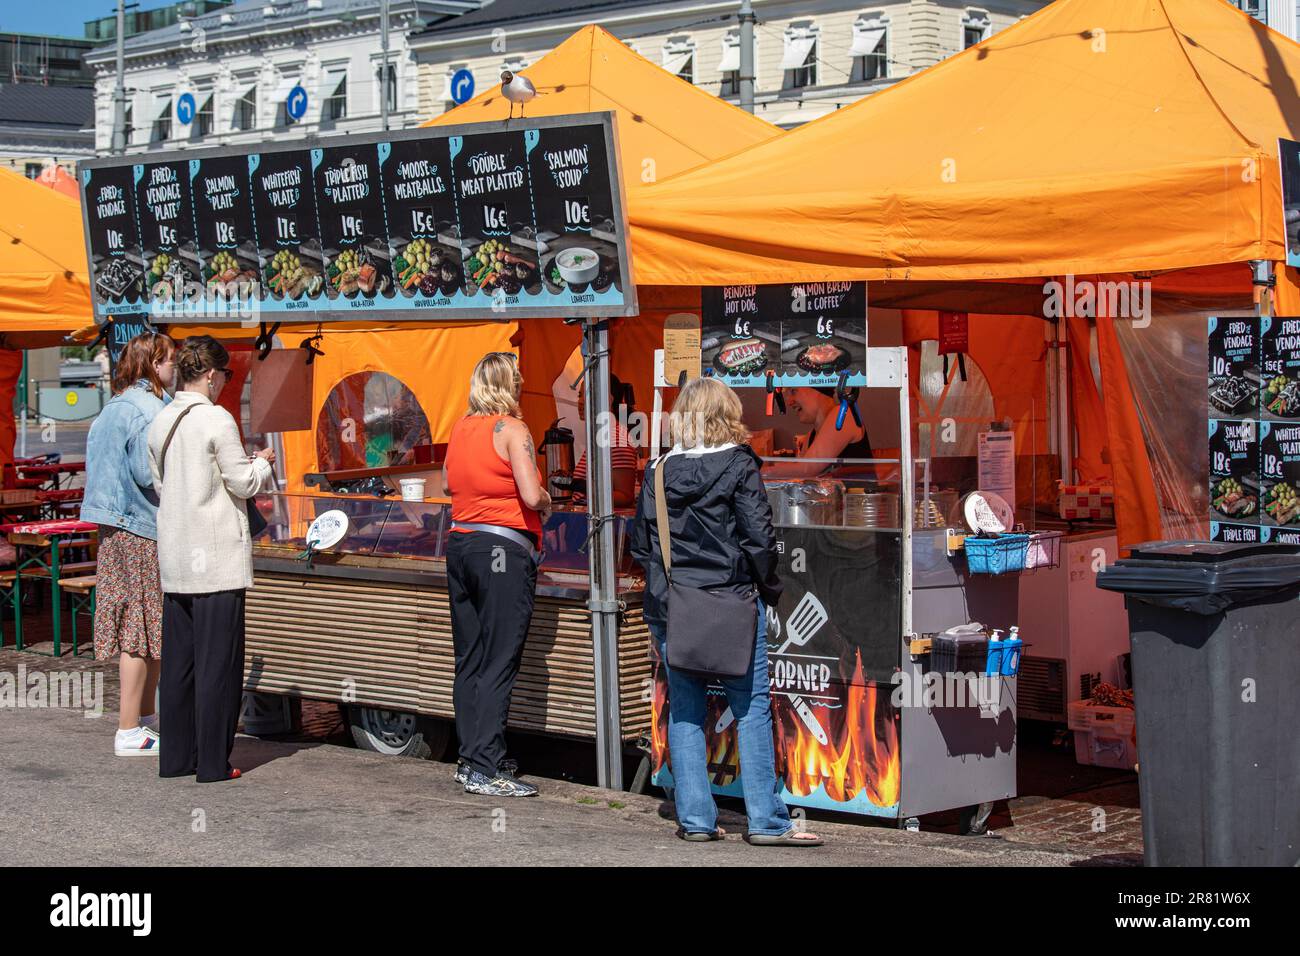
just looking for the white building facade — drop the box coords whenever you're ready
[86,0,480,155]
[412,0,1049,129]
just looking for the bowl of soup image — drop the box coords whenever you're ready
[556,247,601,285]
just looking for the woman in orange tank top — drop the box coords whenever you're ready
[444,352,550,797]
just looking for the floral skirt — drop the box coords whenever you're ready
[93,526,163,661]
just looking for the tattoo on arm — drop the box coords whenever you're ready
[494,419,506,434]
[523,437,535,459]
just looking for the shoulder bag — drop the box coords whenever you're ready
[160,403,269,538]
[654,458,756,680]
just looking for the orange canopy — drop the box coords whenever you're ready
[0,169,92,334]
[426,24,781,187]
[628,0,1300,285]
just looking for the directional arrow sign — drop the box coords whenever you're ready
[286,85,308,122]
[450,68,475,105]
[176,91,197,126]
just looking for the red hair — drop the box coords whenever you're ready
[111,331,175,397]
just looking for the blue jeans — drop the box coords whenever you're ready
[651,603,792,837]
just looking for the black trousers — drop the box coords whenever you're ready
[159,589,247,783]
[447,531,538,777]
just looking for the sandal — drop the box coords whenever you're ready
[745,828,824,847]
[678,826,726,842]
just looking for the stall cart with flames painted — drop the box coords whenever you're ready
[648,347,1020,827]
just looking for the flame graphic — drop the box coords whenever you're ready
[650,650,900,809]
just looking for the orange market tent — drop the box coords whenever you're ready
[0,169,94,477]
[264,25,782,492]
[621,0,1300,547]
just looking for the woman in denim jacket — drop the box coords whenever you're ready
[81,332,176,756]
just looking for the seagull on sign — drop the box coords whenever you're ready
[500,70,538,119]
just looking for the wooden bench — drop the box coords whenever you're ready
[60,576,97,658]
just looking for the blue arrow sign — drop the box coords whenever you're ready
[176,91,197,125]
[286,84,309,121]
[450,68,475,105]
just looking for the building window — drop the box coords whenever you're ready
[193,93,214,139]
[662,37,695,84]
[718,29,749,96]
[151,97,172,144]
[274,76,302,128]
[963,9,991,48]
[24,163,42,180]
[850,16,888,82]
[377,62,397,113]
[323,71,348,122]
[233,85,256,131]
[123,102,134,145]
[782,25,819,90]
[1230,1,1265,23]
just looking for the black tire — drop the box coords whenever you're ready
[346,706,451,760]
[958,802,995,836]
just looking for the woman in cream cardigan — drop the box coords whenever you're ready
[148,336,276,783]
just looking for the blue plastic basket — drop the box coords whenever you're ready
[965,533,1030,575]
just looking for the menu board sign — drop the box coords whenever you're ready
[77,112,636,323]
[700,282,867,387]
[1205,314,1300,543]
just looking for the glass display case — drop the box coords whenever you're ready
[250,492,643,595]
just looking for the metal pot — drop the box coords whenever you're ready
[766,479,845,527]
[845,490,901,528]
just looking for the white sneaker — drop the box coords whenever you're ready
[114,726,160,757]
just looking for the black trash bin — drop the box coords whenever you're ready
[1097,540,1300,866]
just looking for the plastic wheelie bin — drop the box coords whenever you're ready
[1097,540,1300,867]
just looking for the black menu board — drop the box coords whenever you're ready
[379,138,462,304]
[134,159,197,316]
[313,143,392,310]
[249,149,322,311]
[78,112,636,322]
[1260,420,1300,543]
[1207,315,1263,542]
[191,155,260,314]
[701,283,867,388]
[82,164,145,314]
[1261,315,1300,421]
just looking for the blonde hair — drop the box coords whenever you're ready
[466,351,522,416]
[668,376,749,448]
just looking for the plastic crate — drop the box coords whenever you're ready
[1072,728,1138,770]
[965,533,1030,574]
[1067,700,1136,736]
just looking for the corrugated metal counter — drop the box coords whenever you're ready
[243,546,653,741]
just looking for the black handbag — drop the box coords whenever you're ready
[654,458,757,680]
[160,403,268,538]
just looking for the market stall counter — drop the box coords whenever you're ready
[242,492,652,750]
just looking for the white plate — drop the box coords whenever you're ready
[963,491,1014,534]
[306,509,349,551]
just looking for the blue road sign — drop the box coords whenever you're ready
[451,68,475,105]
[287,85,309,121]
[176,91,197,125]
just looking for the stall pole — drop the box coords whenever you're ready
[583,317,624,789]
[898,349,914,645]
[1055,316,1072,486]
[1252,260,1274,320]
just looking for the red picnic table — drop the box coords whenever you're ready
[16,461,85,491]
[1,519,98,657]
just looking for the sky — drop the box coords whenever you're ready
[1,0,161,39]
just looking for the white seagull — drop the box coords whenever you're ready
[500,70,538,119]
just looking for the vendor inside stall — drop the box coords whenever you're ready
[763,385,875,478]
[571,373,639,508]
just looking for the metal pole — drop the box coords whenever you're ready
[1055,316,1072,486]
[18,351,28,459]
[380,0,391,131]
[897,346,913,646]
[738,0,756,114]
[584,317,623,789]
[112,0,126,154]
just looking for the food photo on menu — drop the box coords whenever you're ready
[135,159,199,314]
[452,130,543,301]
[379,139,465,303]
[1208,417,1261,539]
[779,282,867,385]
[1261,315,1300,420]
[250,149,325,305]
[1261,420,1300,531]
[526,124,623,300]
[191,154,261,304]
[1207,315,1261,419]
[700,285,778,385]
[313,144,393,303]
[84,163,145,309]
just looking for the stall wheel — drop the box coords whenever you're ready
[347,706,452,761]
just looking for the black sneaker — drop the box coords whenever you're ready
[463,769,538,797]
[455,757,518,784]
